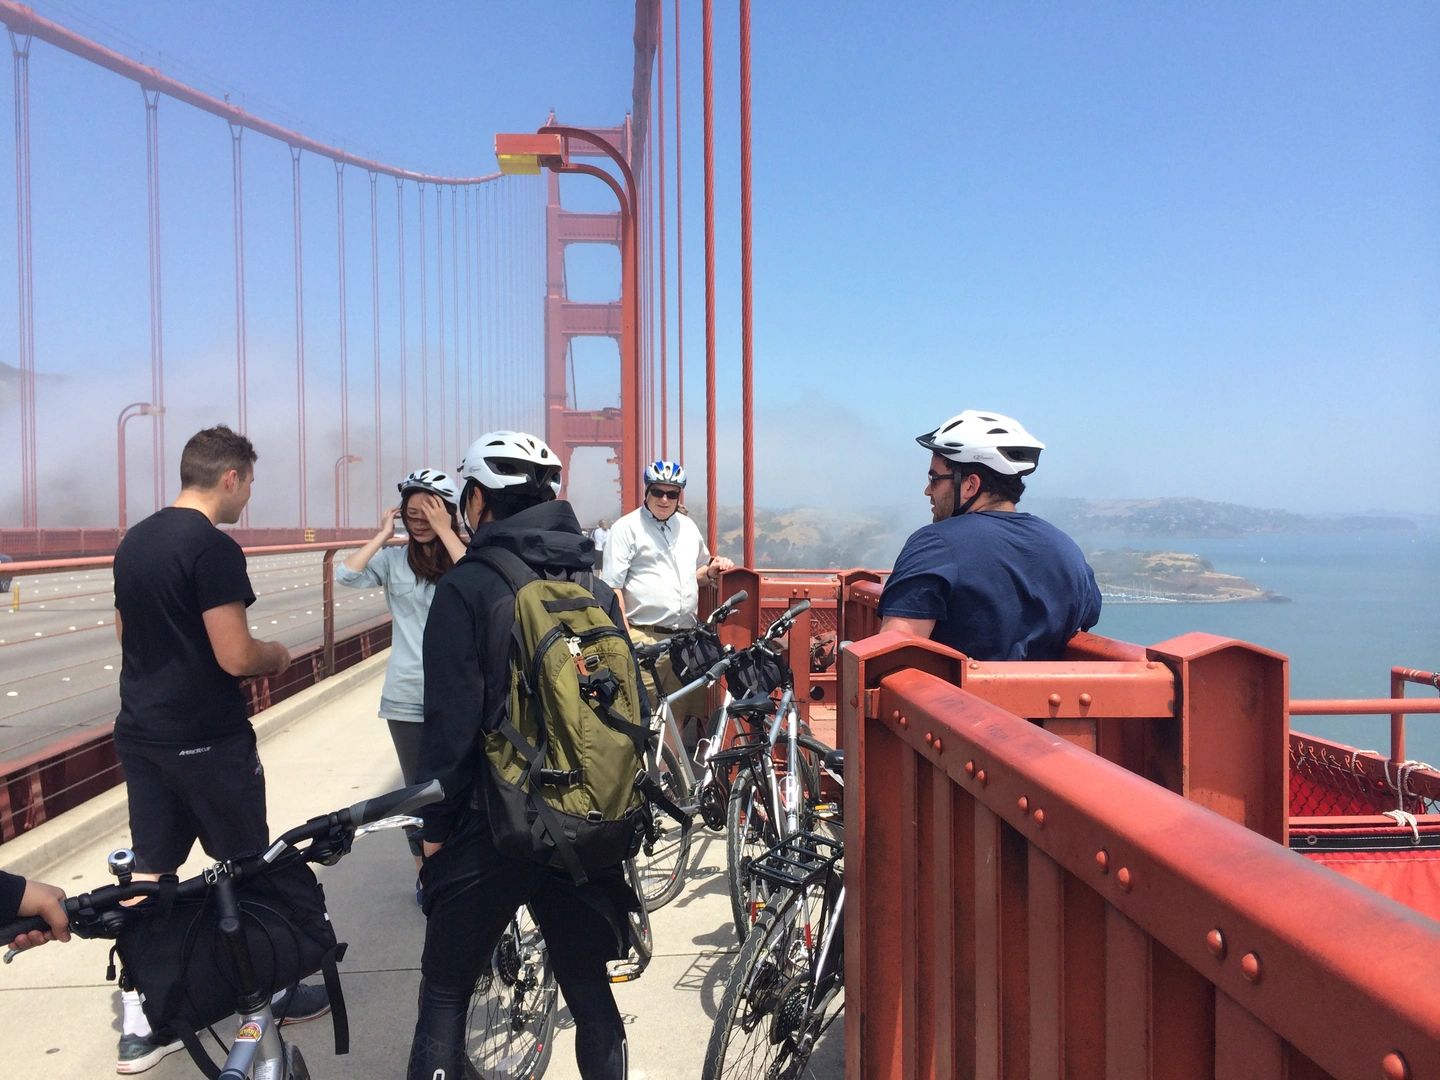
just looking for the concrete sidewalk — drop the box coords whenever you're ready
[0,654,780,1079]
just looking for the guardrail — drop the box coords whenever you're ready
[842,632,1440,1078]
[0,540,393,843]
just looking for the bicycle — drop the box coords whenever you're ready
[702,741,846,1080]
[1,779,444,1080]
[629,589,750,911]
[712,600,834,943]
[462,855,652,1080]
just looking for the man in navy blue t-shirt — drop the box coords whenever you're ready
[879,410,1100,660]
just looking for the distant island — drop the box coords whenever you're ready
[1087,549,1288,604]
[1026,496,1418,539]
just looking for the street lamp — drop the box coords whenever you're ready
[494,127,642,509]
[117,401,161,530]
[334,453,361,529]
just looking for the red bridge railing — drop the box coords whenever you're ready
[842,632,1440,1079]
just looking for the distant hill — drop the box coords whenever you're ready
[703,496,1419,569]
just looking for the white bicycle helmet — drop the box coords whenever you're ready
[458,430,562,497]
[915,411,1044,476]
[644,460,687,488]
[397,467,460,508]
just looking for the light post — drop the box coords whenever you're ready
[493,128,642,509]
[334,453,360,529]
[117,401,160,530]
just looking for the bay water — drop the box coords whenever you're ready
[1081,528,1440,766]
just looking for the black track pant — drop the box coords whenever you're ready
[405,809,632,1080]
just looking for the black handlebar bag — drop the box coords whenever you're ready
[726,643,788,701]
[669,627,725,686]
[113,858,349,1076]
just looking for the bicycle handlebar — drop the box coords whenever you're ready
[760,598,811,642]
[1,780,445,948]
[706,589,748,625]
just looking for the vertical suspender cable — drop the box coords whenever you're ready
[395,178,408,468]
[739,0,754,569]
[702,0,717,552]
[673,0,686,473]
[9,31,35,527]
[418,182,428,461]
[369,171,381,521]
[291,145,308,529]
[464,186,474,439]
[335,162,350,525]
[230,122,249,525]
[451,186,461,454]
[657,1,669,458]
[434,185,446,465]
[143,87,166,512]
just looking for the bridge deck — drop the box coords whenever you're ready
[0,656,783,1078]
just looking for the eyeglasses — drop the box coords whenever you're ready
[647,487,682,501]
[926,470,956,487]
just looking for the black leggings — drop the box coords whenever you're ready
[405,810,631,1080]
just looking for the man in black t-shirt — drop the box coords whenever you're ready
[110,426,325,1073]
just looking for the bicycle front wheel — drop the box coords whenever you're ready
[726,768,780,944]
[465,906,558,1080]
[634,741,695,911]
[702,886,845,1079]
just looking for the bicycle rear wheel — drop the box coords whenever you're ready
[702,884,845,1079]
[465,905,558,1080]
[634,741,695,911]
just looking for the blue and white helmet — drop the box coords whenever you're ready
[397,467,460,508]
[644,460,687,488]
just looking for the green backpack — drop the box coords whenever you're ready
[472,547,657,883]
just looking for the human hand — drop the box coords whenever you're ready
[11,879,69,952]
[377,507,400,538]
[267,642,293,677]
[414,493,454,535]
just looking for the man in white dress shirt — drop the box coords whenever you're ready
[602,461,733,743]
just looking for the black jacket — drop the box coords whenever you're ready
[416,499,626,844]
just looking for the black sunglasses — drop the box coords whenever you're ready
[647,487,682,501]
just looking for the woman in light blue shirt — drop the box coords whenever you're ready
[336,468,465,892]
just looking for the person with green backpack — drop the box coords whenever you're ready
[407,430,646,1080]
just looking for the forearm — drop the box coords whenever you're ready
[235,637,289,676]
[436,527,467,565]
[342,531,391,572]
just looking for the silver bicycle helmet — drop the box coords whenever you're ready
[397,468,460,508]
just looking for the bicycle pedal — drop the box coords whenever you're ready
[606,959,644,983]
[810,802,841,820]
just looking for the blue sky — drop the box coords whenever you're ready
[1,1,1435,527]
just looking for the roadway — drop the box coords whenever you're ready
[0,552,389,760]
[0,655,844,1078]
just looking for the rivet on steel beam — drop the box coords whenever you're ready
[1206,929,1226,960]
[1240,952,1261,983]
[1117,867,1133,891]
[975,769,986,785]
[899,715,909,729]
[924,731,933,744]
[969,661,980,670]
[1017,796,1029,814]
[1146,661,1159,669]
[964,760,976,777]
[1382,1051,1411,1080]
[1032,808,1046,826]
[1078,692,1093,707]
[1047,692,1062,707]
[932,738,943,752]
[1095,849,1110,873]
[891,710,901,722]
[849,695,858,708]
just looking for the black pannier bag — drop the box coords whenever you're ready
[669,626,725,687]
[726,641,788,701]
[113,857,348,1070]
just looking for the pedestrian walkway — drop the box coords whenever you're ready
[0,655,759,1078]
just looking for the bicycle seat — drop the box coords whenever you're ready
[726,693,776,717]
